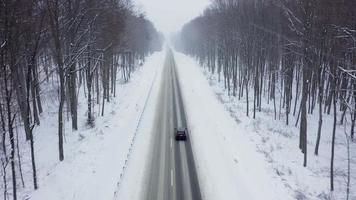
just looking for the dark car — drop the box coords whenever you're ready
[174,127,187,141]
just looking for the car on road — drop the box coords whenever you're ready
[174,127,187,141]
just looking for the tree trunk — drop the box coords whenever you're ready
[0,104,7,161]
[330,81,337,191]
[15,125,25,187]
[29,127,38,189]
[47,0,65,161]
[5,78,17,200]
[315,65,324,155]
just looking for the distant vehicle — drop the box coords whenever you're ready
[174,127,187,141]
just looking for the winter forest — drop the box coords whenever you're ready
[1,0,356,199]
[0,0,162,199]
[176,0,356,198]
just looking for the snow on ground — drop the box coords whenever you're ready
[11,48,355,200]
[115,50,166,200]
[19,50,165,200]
[173,51,356,200]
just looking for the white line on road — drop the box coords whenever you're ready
[171,169,174,187]
[171,139,173,149]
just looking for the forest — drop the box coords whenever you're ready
[177,0,356,195]
[0,0,162,199]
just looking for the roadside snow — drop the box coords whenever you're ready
[174,51,294,200]
[25,51,165,200]
[174,50,356,200]
[197,61,356,200]
[16,48,355,200]
[114,50,165,200]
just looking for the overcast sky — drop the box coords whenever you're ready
[134,0,211,34]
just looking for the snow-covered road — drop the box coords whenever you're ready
[144,50,201,200]
[28,48,349,200]
[119,50,294,200]
[117,50,201,200]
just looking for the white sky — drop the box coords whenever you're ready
[134,0,211,34]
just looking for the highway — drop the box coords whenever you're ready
[145,50,201,200]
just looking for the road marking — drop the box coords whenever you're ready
[171,139,173,149]
[171,169,174,187]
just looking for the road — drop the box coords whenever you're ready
[145,50,201,200]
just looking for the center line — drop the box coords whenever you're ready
[170,139,173,149]
[171,169,174,187]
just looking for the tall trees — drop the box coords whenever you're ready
[298,0,317,168]
[177,0,356,176]
[46,0,66,161]
[0,0,162,199]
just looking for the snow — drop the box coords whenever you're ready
[8,48,355,200]
[173,51,293,200]
[114,48,166,200]
[173,50,356,200]
[19,50,165,200]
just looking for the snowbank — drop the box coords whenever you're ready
[27,51,165,200]
[174,50,356,200]
[114,50,166,200]
[173,51,294,200]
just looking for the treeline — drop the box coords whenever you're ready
[177,0,355,192]
[0,0,162,199]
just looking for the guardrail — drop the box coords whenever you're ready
[112,65,159,200]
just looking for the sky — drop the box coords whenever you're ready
[133,0,211,34]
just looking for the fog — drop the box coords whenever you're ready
[134,0,211,34]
